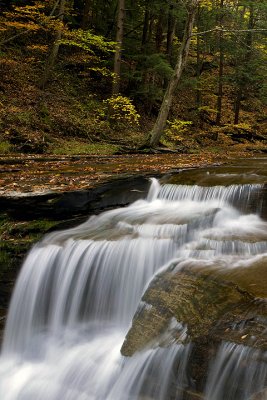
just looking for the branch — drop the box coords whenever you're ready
[0,30,29,46]
[191,27,267,37]
[124,22,143,38]
[50,0,60,16]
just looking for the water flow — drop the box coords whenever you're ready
[0,178,266,399]
[205,342,267,400]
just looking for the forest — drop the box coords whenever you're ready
[0,0,266,155]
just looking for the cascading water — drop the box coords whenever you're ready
[0,169,266,399]
[205,342,267,400]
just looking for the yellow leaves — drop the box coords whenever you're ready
[2,2,63,35]
[3,21,40,31]
[165,119,193,142]
[199,0,213,10]
[102,96,140,129]
[14,4,45,12]
[40,17,65,32]
[27,44,49,52]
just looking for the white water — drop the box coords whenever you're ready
[205,342,267,400]
[0,178,266,399]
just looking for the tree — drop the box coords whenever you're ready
[81,0,92,30]
[232,1,259,124]
[112,0,125,94]
[215,0,224,125]
[39,0,66,88]
[149,0,199,147]
[166,4,177,60]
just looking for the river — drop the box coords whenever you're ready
[0,157,266,399]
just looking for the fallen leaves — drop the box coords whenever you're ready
[0,153,230,196]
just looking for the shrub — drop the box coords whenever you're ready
[0,141,12,154]
[103,95,140,130]
[164,119,193,142]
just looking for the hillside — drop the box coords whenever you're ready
[0,0,266,156]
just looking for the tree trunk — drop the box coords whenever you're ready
[196,5,202,109]
[112,0,125,95]
[81,0,92,30]
[148,15,154,44]
[216,0,224,126]
[141,8,150,49]
[39,0,66,89]
[233,3,254,125]
[155,12,164,52]
[149,1,198,148]
[234,89,242,124]
[166,5,176,60]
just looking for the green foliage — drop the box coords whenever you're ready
[126,54,173,112]
[60,30,116,78]
[142,54,173,80]
[164,119,193,142]
[61,30,116,55]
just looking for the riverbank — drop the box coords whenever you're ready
[0,149,258,196]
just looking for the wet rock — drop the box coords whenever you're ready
[183,390,204,400]
[0,175,150,220]
[121,268,267,390]
[122,269,267,356]
[250,389,267,400]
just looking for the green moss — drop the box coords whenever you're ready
[0,141,12,154]
[51,140,119,155]
[0,216,57,241]
[122,269,267,357]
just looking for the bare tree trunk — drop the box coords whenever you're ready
[216,0,224,125]
[234,89,242,124]
[233,3,254,125]
[112,0,125,95]
[148,16,154,44]
[155,12,164,52]
[141,7,150,49]
[149,1,198,148]
[81,0,92,30]
[40,0,66,89]
[196,5,202,109]
[166,5,176,60]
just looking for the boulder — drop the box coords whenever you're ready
[121,267,267,391]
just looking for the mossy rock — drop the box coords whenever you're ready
[121,267,267,393]
[121,268,267,357]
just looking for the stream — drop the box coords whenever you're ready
[0,157,266,399]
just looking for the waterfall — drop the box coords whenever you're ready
[0,177,266,399]
[205,342,267,400]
